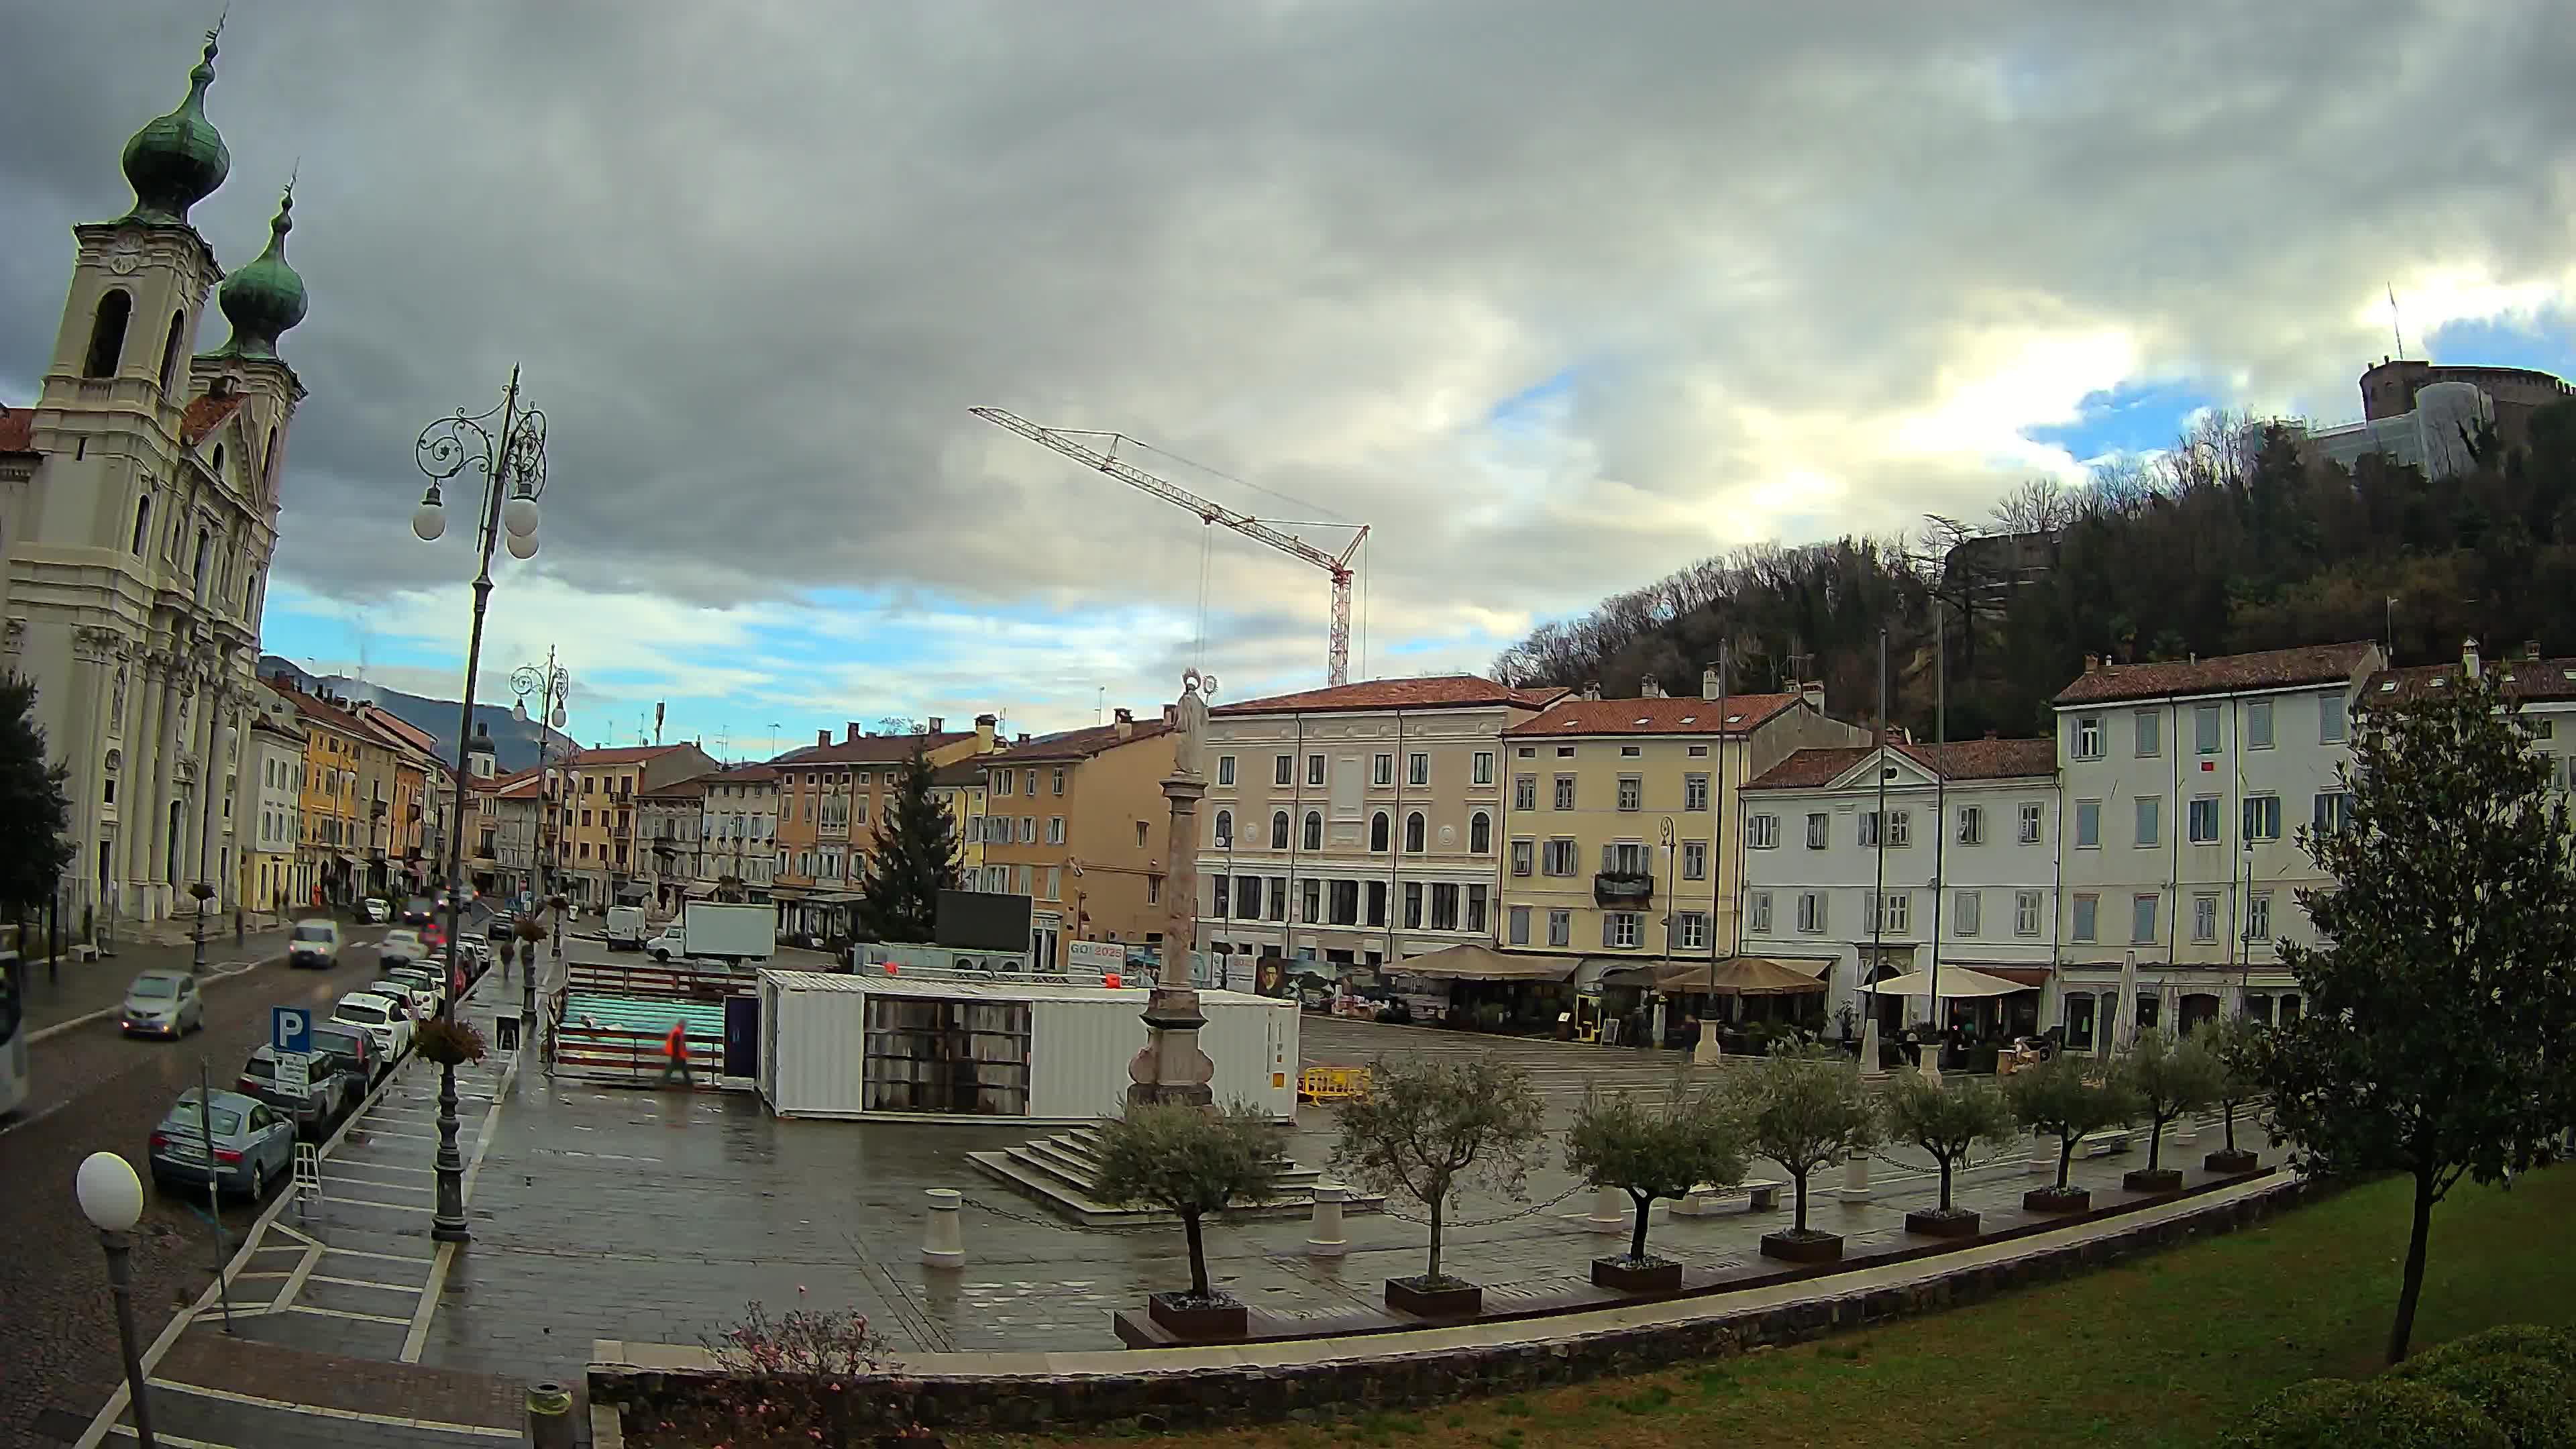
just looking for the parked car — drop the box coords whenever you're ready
[237,1044,357,1137]
[331,991,415,1060]
[366,977,434,1022]
[377,928,425,966]
[309,1020,384,1087]
[359,897,392,924]
[382,965,445,1011]
[487,910,517,943]
[400,896,434,926]
[149,1087,297,1199]
[119,969,203,1038]
[286,918,341,969]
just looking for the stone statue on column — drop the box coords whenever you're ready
[1126,669,1219,1111]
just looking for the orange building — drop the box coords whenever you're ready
[973,708,1176,969]
[767,716,998,941]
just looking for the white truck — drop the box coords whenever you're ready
[604,905,648,952]
[646,902,775,966]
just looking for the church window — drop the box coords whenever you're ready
[84,290,132,378]
[157,311,185,390]
[212,443,225,480]
[129,496,152,555]
[193,529,211,581]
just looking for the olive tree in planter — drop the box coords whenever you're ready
[2003,1052,2138,1213]
[1091,1099,1283,1340]
[1330,1056,1546,1316]
[1884,1071,2017,1238]
[1727,1045,1880,1263]
[2193,1016,2269,1174]
[1562,1082,1748,1292]
[2116,1028,2224,1193]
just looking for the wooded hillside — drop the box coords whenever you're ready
[1492,401,2576,740]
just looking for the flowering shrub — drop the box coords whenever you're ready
[619,1300,938,1448]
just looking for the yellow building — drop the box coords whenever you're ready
[562,742,718,910]
[975,709,1175,967]
[930,756,991,888]
[1497,676,1864,963]
[266,678,372,906]
[768,716,998,938]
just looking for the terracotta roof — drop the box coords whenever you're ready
[1212,674,1566,717]
[355,704,442,762]
[263,676,371,739]
[696,763,778,784]
[639,775,711,799]
[2052,643,2378,706]
[2367,657,2576,706]
[1745,738,2057,791]
[0,406,33,455]
[930,759,988,787]
[180,392,246,447]
[983,718,1173,763]
[1505,693,1804,737]
[570,743,696,767]
[767,731,974,767]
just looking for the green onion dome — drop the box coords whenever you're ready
[120,32,229,226]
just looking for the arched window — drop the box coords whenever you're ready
[1212,809,1232,848]
[158,310,186,390]
[193,528,211,579]
[1269,810,1289,850]
[1470,810,1492,854]
[1405,811,1426,853]
[1369,811,1389,853]
[1301,810,1322,852]
[264,426,280,492]
[211,443,226,480]
[85,290,132,378]
[129,495,152,555]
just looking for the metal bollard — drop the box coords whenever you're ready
[2029,1132,2056,1176]
[1586,1185,1626,1233]
[525,1381,574,1449]
[921,1188,965,1269]
[1837,1150,1874,1201]
[1305,1181,1348,1257]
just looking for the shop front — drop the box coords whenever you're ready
[1604,955,1831,1052]
[1381,943,1582,1033]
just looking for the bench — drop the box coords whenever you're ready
[1671,1178,1788,1216]
[2078,1128,2141,1159]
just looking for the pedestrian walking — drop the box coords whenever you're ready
[661,1019,693,1088]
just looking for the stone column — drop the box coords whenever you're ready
[1126,673,1216,1112]
[149,657,185,914]
[127,656,163,892]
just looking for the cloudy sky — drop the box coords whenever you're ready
[6,1,2571,756]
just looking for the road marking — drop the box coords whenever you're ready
[319,1195,434,1213]
[281,1303,414,1326]
[323,1160,437,1176]
[109,1426,235,1448]
[272,1246,324,1314]
[142,1380,520,1438]
[309,1273,421,1294]
[319,1244,437,1265]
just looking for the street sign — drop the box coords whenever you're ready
[270,1006,312,1056]
[274,1052,309,1097]
[1067,940,1126,973]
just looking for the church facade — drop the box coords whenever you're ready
[0,30,310,926]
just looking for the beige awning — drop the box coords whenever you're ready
[1652,956,1832,996]
[1864,965,2028,999]
[1389,944,1580,982]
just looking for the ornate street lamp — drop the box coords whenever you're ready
[413,368,548,1244]
[512,652,570,1020]
[77,1151,156,1448]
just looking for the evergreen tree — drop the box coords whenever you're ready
[0,674,74,930]
[855,746,959,943]
[2262,669,2576,1363]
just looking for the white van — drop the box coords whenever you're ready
[605,905,648,951]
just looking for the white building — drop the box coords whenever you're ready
[1193,676,1560,970]
[0,36,309,925]
[242,706,305,914]
[2050,642,2383,1052]
[1737,738,2061,1038]
[697,763,780,898]
[2367,641,2576,792]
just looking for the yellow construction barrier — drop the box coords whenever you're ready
[1298,1065,1372,1102]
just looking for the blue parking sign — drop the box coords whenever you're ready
[271,1005,312,1055]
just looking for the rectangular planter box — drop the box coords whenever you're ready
[2123,1168,2184,1194]
[1904,1208,1981,1238]
[1591,1256,1684,1293]
[1146,1292,1248,1340]
[1384,1277,1483,1317]
[2023,1186,2090,1214]
[1758,1230,1843,1264]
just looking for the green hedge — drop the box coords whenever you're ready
[2227,1324,2576,1449]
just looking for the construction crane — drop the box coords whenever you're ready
[971,407,1371,686]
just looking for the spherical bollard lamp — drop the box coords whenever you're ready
[77,1150,144,1233]
[77,1152,156,1447]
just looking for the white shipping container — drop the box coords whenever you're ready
[757,971,1297,1123]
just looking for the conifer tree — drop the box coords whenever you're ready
[855,745,960,943]
[0,674,74,937]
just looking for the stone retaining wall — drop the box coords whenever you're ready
[592,1174,2336,1438]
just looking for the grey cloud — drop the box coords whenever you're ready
[5,0,2571,656]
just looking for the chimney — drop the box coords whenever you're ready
[975,713,998,751]
[1581,680,1602,701]
[1701,665,1721,701]
[2084,653,2101,674]
[2526,640,2544,661]
[816,729,831,748]
[1802,682,1824,712]
[1114,706,1135,740]
[845,721,861,744]
[1016,733,1030,745]
[927,716,945,733]
[2463,637,2481,679]
[1640,676,1666,698]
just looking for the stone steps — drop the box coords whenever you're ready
[966,1128,1377,1228]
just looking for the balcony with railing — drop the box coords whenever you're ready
[1593,871,1655,907]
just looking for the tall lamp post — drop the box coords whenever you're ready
[77,1151,156,1448]
[513,652,569,1019]
[413,368,549,1244]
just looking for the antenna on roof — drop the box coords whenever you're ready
[2387,283,2406,362]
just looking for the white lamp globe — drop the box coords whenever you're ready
[504,530,539,561]
[411,498,446,543]
[76,1150,144,1233]
[502,493,540,538]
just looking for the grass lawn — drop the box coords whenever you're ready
[959,1166,2576,1449]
